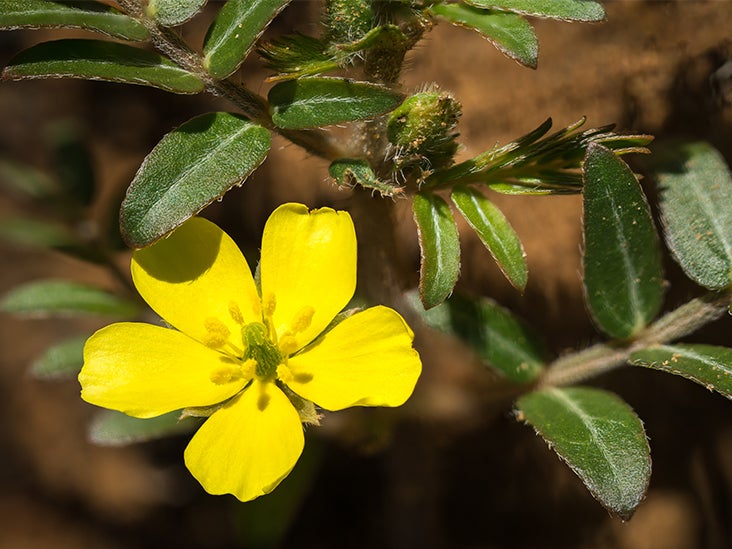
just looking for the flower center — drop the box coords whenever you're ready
[242,322,282,380]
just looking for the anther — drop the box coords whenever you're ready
[262,293,277,319]
[228,301,244,325]
[290,306,315,334]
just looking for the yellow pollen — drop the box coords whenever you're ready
[210,364,240,384]
[278,334,299,356]
[290,306,315,334]
[276,363,293,384]
[262,292,277,318]
[228,301,244,325]
[241,358,257,379]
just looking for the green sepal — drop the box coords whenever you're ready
[517,387,651,520]
[2,39,205,94]
[582,143,664,339]
[121,112,271,247]
[412,192,460,309]
[630,344,732,400]
[0,0,149,41]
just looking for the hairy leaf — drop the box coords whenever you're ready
[451,185,527,290]
[121,112,270,247]
[269,77,402,129]
[148,0,207,27]
[517,387,651,520]
[1,280,139,318]
[2,39,204,94]
[652,141,732,290]
[0,0,149,41]
[631,344,732,400]
[329,158,403,197]
[583,143,664,338]
[428,3,538,68]
[413,192,460,309]
[203,0,292,79]
[89,409,200,446]
[31,334,88,379]
[465,0,605,22]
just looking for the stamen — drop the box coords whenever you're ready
[203,317,231,349]
[228,301,244,325]
[210,364,240,384]
[278,334,299,356]
[262,292,277,319]
[290,306,315,334]
[276,363,293,384]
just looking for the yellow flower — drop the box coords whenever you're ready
[79,203,421,502]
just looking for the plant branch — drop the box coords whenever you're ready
[539,290,732,387]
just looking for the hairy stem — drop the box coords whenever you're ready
[539,290,732,387]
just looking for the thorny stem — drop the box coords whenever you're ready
[117,0,350,161]
[539,290,732,388]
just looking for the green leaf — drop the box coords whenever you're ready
[2,39,205,94]
[410,291,545,383]
[258,33,338,80]
[1,280,139,318]
[328,158,403,197]
[630,344,732,400]
[0,0,149,41]
[412,192,460,309]
[428,3,538,68]
[0,217,103,262]
[269,77,402,129]
[465,0,605,21]
[121,112,270,247]
[0,159,58,199]
[203,0,292,79]
[46,120,96,206]
[582,143,664,338]
[147,0,207,27]
[89,409,200,446]
[517,387,651,520]
[30,334,88,379]
[652,142,732,290]
[451,185,527,290]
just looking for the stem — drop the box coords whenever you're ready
[119,1,349,161]
[539,290,732,387]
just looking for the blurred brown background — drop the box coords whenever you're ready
[2,1,732,547]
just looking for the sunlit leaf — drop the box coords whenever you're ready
[652,141,732,290]
[121,112,270,247]
[2,39,205,94]
[428,3,538,68]
[0,0,149,41]
[413,192,460,309]
[269,77,402,129]
[203,0,292,79]
[582,143,664,338]
[30,334,88,379]
[517,387,651,520]
[1,280,139,318]
[451,185,527,290]
[89,409,200,446]
[148,0,207,27]
[631,344,732,400]
[465,0,605,21]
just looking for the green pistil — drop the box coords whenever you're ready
[242,322,282,379]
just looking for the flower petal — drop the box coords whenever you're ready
[285,306,421,410]
[260,203,356,351]
[184,379,304,502]
[131,217,261,348]
[80,323,248,418]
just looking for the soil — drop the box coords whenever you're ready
[1,2,732,548]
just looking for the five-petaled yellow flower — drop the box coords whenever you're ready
[79,203,421,501]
